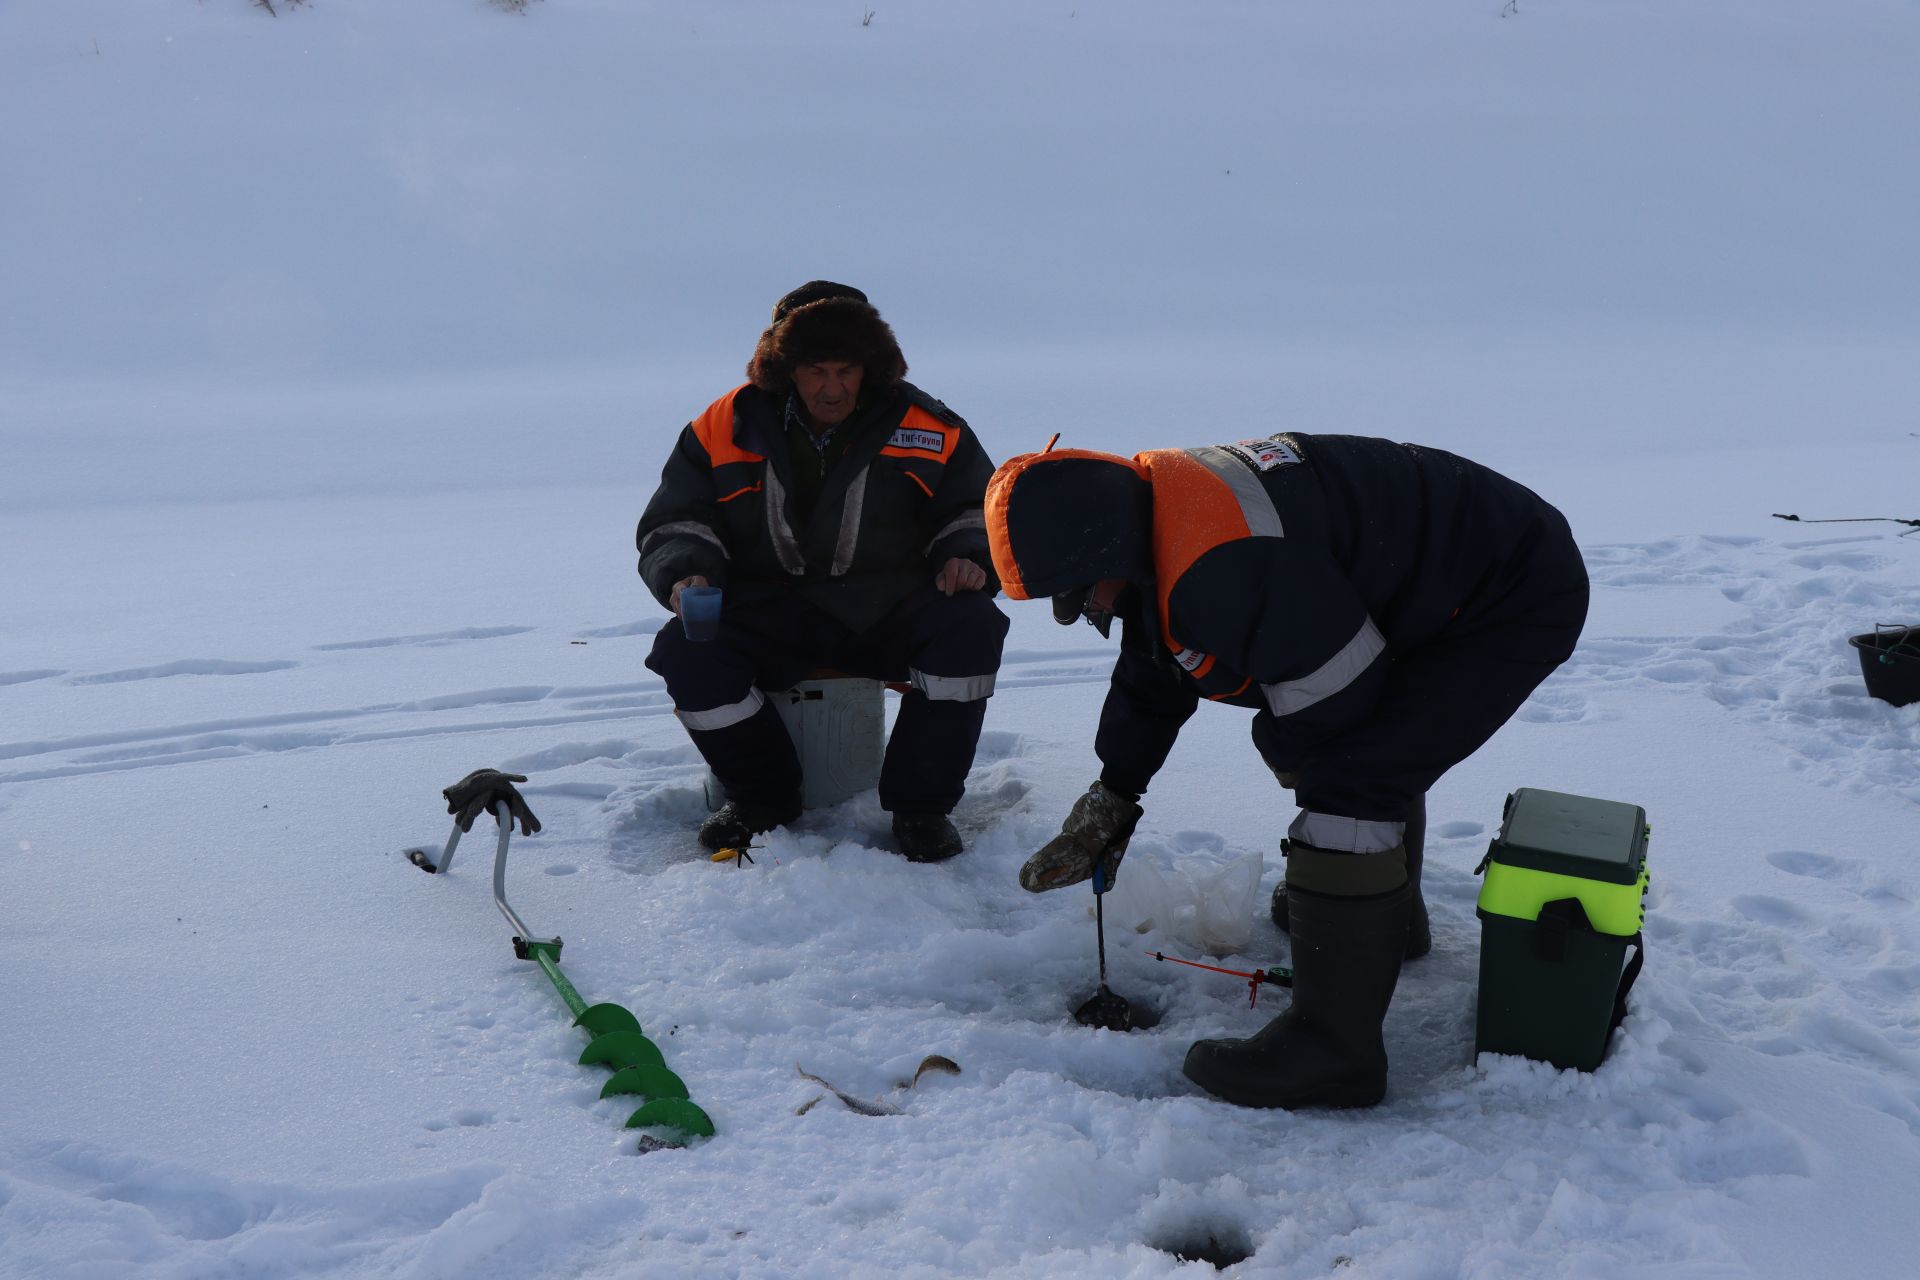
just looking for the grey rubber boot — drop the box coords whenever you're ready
[1185,880,1412,1109]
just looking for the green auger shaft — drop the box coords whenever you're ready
[528,943,589,1022]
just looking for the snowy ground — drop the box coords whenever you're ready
[4,3,1919,1278]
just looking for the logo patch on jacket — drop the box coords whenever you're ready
[1223,438,1301,471]
[1173,646,1209,672]
[887,426,949,456]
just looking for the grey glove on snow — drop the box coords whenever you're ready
[1018,781,1143,893]
[442,768,542,836]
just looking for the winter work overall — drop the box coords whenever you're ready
[639,381,1007,822]
[987,434,1588,1108]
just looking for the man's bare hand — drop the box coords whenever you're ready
[933,558,987,596]
[670,575,711,616]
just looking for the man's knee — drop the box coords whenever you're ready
[918,591,1009,665]
[644,622,698,683]
[646,623,755,709]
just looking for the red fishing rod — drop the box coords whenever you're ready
[1148,950,1294,1007]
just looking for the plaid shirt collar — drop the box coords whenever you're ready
[784,393,838,455]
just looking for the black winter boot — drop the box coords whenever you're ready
[698,796,801,851]
[1185,882,1412,1109]
[891,812,963,863]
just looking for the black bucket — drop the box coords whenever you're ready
[1849,624,1920,708]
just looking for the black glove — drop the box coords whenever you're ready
[442,769,542,836]
[1018,781,1143,893]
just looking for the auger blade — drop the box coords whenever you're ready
[578,1030,666,1071]
[625,1097,716,1140]
[574,1003,642,1038]
[599,1064,690,1101]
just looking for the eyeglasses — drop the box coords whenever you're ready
[1052,585,1116,638]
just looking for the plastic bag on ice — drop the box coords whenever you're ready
[1101,848,1265,955]
[1189,852,1264,955]
[1102,852,1172,935]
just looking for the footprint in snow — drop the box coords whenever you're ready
[67,658,297,685]
[313,626,533,651]
[574,619,666,639]
[1731,895,1812,927]
[0,668,65,686]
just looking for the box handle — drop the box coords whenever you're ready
[1533,897,1645,1041]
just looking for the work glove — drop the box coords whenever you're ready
[1018,781,1143,893]
[442,768,542,836]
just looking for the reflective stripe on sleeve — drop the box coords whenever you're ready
[1288,810,1406,854]
[675,688,765,732]
[1260,617,1385,717]
[923,509,986,553]
[908,669,996,701]
[641,520,729,558]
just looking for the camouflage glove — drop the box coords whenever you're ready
[442,768,542,837]
[1018,781,1143,893]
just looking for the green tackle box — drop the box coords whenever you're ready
[1474,787,1649,1072]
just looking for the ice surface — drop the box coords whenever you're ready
[3,2,1917,1277]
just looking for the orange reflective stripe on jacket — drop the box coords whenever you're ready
[1136,447,1286,653]
[691,386,766,468]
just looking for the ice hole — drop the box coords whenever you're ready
[1148,1220,1255,1269]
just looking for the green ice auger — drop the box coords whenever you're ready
[407,800,715,1146]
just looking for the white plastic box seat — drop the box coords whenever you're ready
[702,676,886,811]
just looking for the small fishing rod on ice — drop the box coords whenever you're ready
[1772,512,1920,536]
[1147,950,1293,1007]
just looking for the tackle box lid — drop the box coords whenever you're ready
[1490,788,1647,885]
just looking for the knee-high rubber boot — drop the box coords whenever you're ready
[1184,881,1412,1109]
[1272,794,1430,961]
[1404,795,1430,961]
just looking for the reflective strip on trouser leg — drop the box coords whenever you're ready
[1289,810,1405,853]
[908,669,996,701]
[676,687,765,731]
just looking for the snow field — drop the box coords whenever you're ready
[6,0,1920,1276]
[5,518,1918,1277]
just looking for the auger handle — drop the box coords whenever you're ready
[406,821,465,873]
[489,799,559,953]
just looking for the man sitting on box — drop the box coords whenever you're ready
[637,282,1007,863]
[985,435,1588,1108]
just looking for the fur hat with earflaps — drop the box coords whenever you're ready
[747,280,908,392]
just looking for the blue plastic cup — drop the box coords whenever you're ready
[679,586,723,642]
